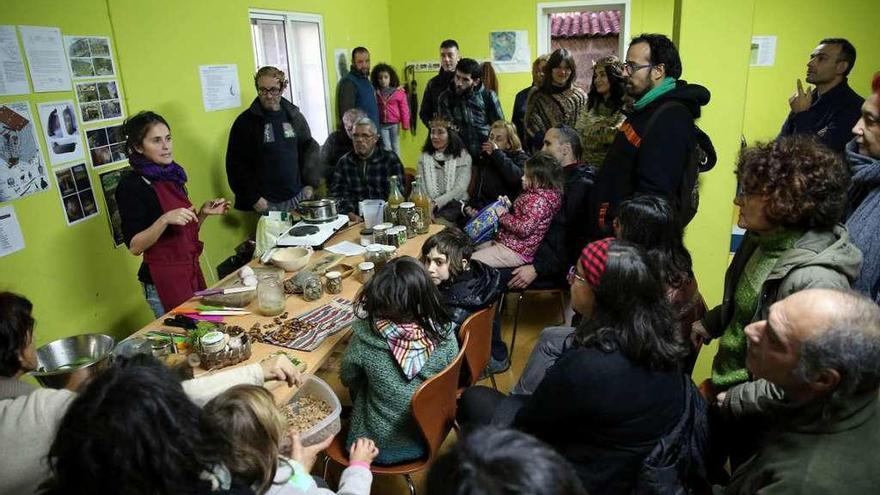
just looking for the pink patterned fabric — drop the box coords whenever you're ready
[496,187,563,262]
[550,10,621,37]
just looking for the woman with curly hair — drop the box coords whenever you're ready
[575,55,627,167]
[418,115,472,224]
[524,48,588,151]
[692,135,862,394]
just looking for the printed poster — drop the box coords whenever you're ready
[37,100,85,166]
[86,123,126,168]
[199,64,241,112]
[0,25,29,96]
[74,80,124,124]
[54,162,98,225]
[18,25,71,92]
[750,35,777,67]
[0,102,51,202]
[489,30,531,73]
[64,35,116,79]
[98,166,130,247]
[0,205,26,257]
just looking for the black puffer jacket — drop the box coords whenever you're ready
[468,148,528,211]
[438,260,502,328]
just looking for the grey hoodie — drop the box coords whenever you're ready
[845,139,880,303]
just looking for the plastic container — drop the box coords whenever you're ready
[289,375,342,447]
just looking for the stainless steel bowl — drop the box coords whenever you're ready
[32,333,115,389]
[298,199,338,223]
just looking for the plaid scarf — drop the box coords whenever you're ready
[375,319,436,380]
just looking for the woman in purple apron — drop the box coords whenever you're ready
[116,111,229,317]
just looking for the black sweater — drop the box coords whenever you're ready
[467,148,528,211]
[778,79,864,153]
[515,346,684,494]
[115,171,164,283]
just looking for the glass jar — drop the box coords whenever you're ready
[365,244,386,270]
[373,223,392,245]
[398,202,417,238]
[359,228,374,246]
[358,261,375,283]
[393,226,408,246]
[325,270,343,294]
[257,273,285,316]
[302,276,324,302]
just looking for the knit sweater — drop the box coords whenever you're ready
[844,139,880,303]
[497,187,563,262]
[340,319,458,465]
[524,86,588,142]
[417,150,472,210]
[0,365,264,494]
[575,101,625,167]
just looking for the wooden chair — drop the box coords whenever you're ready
[457,304,498,392]
[499,287,566,364]
[322,333,469,495]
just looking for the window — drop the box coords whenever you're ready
[250,10,331,143]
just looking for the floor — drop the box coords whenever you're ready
[315,291,569,494]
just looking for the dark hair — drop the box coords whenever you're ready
[524,151,564,191]
[587,57,626,112]
[351,46,369,61]
[540,48,577,92]
[355,256,451,343]
[0,292,34,377]
[618,195,693,289]
[426,426,587,495]
[574,241,689,371]
[630,33,682,79]
[872,71,880,95]
[456,58,482,80]
[440,39,459,51]
[123,111,170,156]
[423,118,466,157]
[820,38,857,76]
[421,227,474,279]
[737,136,850,230]
[43,355,218,495]
[553,125,583,160]
[370,63,400,89]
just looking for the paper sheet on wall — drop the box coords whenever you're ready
[490,30,531,73]
[0,102,51,202]
[0,26,30,96]
[199,64,241,112]
[750,36,777,67]
[0,205,25,258]
[18,25,71,92]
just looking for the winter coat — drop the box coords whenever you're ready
[319,130,352,190]
[438,260,502,328]
[376,87,411,129]
[338,68,379,126]
[437,83,504,159]
[497,187,563,263]
[703,224,862,339]
[844,139,880,303]
[420,69,455,129]
[468,148,528,211]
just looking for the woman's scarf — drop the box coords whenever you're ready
[375,319,437,380]
[128,152,188,187]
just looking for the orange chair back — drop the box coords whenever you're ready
[457,305,496,390]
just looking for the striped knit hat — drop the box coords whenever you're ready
[579,237,614,287]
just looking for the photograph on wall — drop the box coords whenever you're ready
[75,80,124,124]
[98,166,129,247]
[37,100,85,166]
[334,48,349,82]
[86,123,126,168]
[489,30,531,73]
[54,162,98,225]
[0,102,51,202]
[64,35,116,79]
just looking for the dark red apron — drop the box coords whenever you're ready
[144,181,206,311]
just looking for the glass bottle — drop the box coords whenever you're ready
[409,177,431,234]
[385,175,404,224]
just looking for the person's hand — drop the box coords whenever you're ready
[690,320,711,349]
[253,197,269,212]
[260,354,303,387]
[788,79,813,113]
[200,198,230,216]
[291,431,335,473]
[161,207,198,226]
[480,141,497,155]
[715,391,728,408]
[464,206,478,218]
[349,438,379,465]
[508,264,538,289]
[347,212,363,224]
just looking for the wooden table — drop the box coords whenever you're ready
[131,222,443,403]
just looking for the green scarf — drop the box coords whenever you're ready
[711,229,803,390]
[633,76,677,111]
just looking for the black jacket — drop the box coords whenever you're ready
[533,163,596,284]
[320,130,353,189]
[778,80,864,153]
[420,69,455,128]
[468,148,528,211]
[226,97,320,211]
[438,260,502,328]
[591,81,710,237]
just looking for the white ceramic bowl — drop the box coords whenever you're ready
[270,247,313,272]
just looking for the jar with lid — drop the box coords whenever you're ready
[325,270,343,294]
[302,275,324,301]
[393,225,408,246]
[398,202,417,238]
[373,223,392,245]
[358,261,375,283]
[359,228,374,247]
[382,244,396,260]
[364,244,387,270]
[257,272,285,316]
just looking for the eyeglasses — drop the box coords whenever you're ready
[567,265,588,285]
[622,62,654,75]
[257,87,282,96]
[352,132,375,140]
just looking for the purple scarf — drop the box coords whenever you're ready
[128,152,188,187]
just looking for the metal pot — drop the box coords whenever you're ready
[298,199,338,223]
[31,333,115,390]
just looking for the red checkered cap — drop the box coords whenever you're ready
[580,237,614,287]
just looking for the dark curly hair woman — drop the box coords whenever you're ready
[693,135,862,395]
[575,55,627,167]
